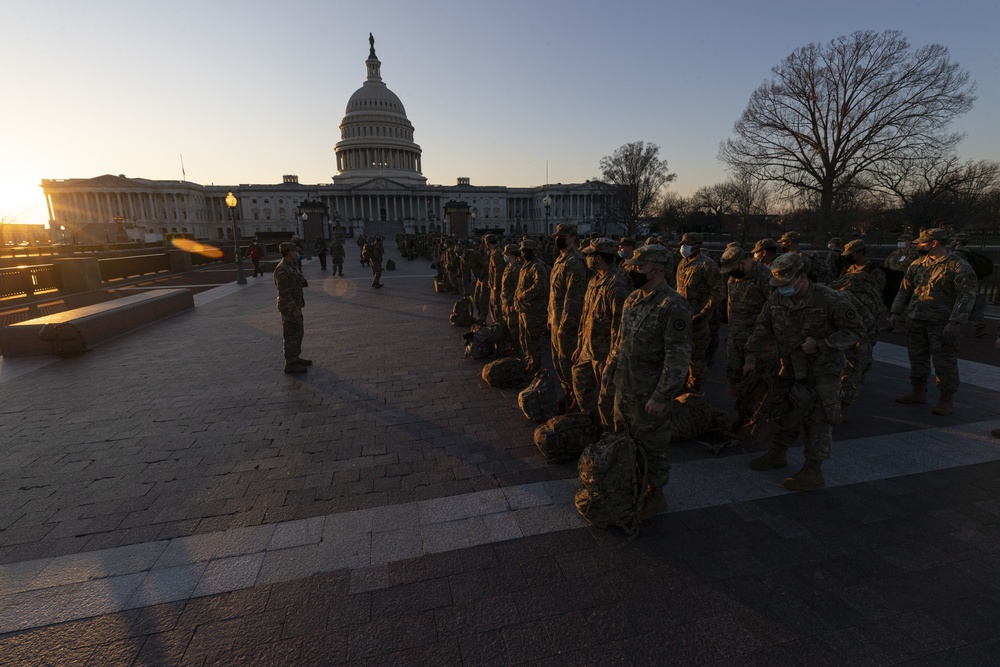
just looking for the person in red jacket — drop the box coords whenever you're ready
[244,238,264,277]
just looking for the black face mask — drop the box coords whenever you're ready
[555,237,568,251]
[916,246,929,256]
[629,269,648,288]
[728,269,746,280]
[522,249,535,262]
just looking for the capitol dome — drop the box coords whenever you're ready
[334,35,425,185]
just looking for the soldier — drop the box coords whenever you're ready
[357,234,369,266]
[602,244,692,519]
[743,253,866,491]
[500,243,524,355]
[880,233,916,333]
[514,239,551,374]
[572,238,631,428]
[548,223,588,410]
[779,231,833,284]
[485,234,505,325]
[465,241,489,318]
[329,235,345,276]
[363,235,385,288]
[890,228,978,416]
[674,232,725,392]
[314,236,328,271]
[274,242,311,374]
[826,237,846,277]
[719,246,771,421]
[950,232,989,338]
[618,237,645,290]
[752,237,778,266]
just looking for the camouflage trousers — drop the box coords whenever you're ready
[518,311,547,373]
[490,287,503,325]
[551,329,578,404]
[906,319,960,393]
[474,279,489,319]
[613,391,672,486]
[772,374,840,461]
[725,333,752,388]
[371,262,383,287]
[505,310,521,355]
[281,309,304,363]
[571,357,614,428]
[686,318,711,391]
[840,340,874,407]
[331,258,343,275]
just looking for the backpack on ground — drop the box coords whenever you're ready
[385,259,396,271]
[575,431,646,536]
[449,296,476,326]
[965,249,993,279]
[734,368,818,446]
[38,323,89,357]
[518,369,558,422]
[533,412,598,463]
[463,321,507,360]
[480,357,527,388]
[671,393,732,442]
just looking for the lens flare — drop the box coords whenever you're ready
[170,238,223,259]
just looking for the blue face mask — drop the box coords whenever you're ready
[680,245,694,257]
[778,283,797,297]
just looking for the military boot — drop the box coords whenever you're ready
[932,391,954,416]
[973,322,987,338]
[895,382,927,405]
[749,444,788,471]
[783,460,825,491]
[639,484,667,520]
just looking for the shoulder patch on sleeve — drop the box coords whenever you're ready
[673,318,687,331]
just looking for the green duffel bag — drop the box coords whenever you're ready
[518,369,558,423]
[575,431,646,537]
[533,412,597,464]
[481,357,527,388]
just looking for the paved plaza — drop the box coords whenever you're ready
[1,245,1000,665]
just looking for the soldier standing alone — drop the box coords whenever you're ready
[274,242,311,374]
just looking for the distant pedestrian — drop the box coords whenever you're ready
[329,236,345,276]
[314,237,328,271]
[274,242,311,374]
[244,238,264,277]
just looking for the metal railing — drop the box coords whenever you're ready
[0,264,62,300]
[98,254,172,282]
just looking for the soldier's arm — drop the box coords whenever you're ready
[890,263,917,315]
[744,299,775,366]
[651,304,692,404]
[949,262,978,323]
[558,262,588,332]
[822,293,866,352]
[702,264,726,317]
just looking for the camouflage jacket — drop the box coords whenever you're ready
[488,246,505,294]
[577,267,631,364]
[746,282,866,380]
[675,252,725,319]
[274,258,307,312]
[500,259,523,315]
[891,252,977,323]
[514,258,551,316]
[465,247,488,281]
[726,261,771,342]
[606,281,692,404]
[883,247,916,273]
[548,250,587,334]
[836,260,887,321]
[328,239,345,261]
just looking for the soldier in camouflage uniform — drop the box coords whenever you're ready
[618,237,646,291]
[465,241,489,318]
[485,234,505,325]
[826,237,845,278]
[329,235,345,276]
[779,231,833,284]
[571,238,631,428]
[674,232,725,392]
[363,235,385,288]
[500,244,524,355]
[514,239,551,374]
[719,246,771,421]
[744,252,867,491]
[880,233,916,333]
[752,237,778,266]
[950,233,989,338]
[890,228,978,416]
[274,242,311,374]
[548,224,588,410]
[603,244,692,519]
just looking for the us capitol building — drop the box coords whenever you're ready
[41,35,603,244]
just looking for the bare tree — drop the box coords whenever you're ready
[597,141,677,236]
[720,30,976,238]
[728,169,772,244]
[656,191,694,231]
[0,210,23,248]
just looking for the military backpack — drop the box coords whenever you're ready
[671,393,732,442]
[38,323,89,357]
[533,412,597,463]
[518,369,558,423]
[965,249,994,279]
[480,357,527,388]
[575,431,646,536]
[385,259,396,271]
[463,321,507,360]
[449,296,476,327]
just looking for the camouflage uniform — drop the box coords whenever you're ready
[950,236,988,336]
[572,239,631,427]
[833,242,886,412]
[486,238,505,325]
[515,241,551,374]
[329,237,345,276]
[674,233,725,392]
[891,240,977,396]
[465,245,489,317]
[548,225,588,406]
[274,244,309,368]
[605,247,692,487]
[500,245,523,354]
[745,255,866,469]
[363,237,384,288]
[881,234,917,333]
[720,248,771,388]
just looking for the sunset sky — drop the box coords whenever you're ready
[2,0,998,227]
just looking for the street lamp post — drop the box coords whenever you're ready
[225,191,247,285]
[470,209,477,235]
[543,194,552,234]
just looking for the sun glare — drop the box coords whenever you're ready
[170,238,224,259]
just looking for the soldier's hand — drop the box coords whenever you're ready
[944,322,960,337]
[743,363,756,376]
[645,398,666,417]
[801,337,818,355]
[888,314,898,329]
[600,367,613,390]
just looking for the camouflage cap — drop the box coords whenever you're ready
[778,231,799,244]
[952,232,970,242]
[719,246,746,273]
[582,237,617,255]
[753,237,777,253]
[680,232,703,245]
[552,223,577,237]
[769,252,806,286]
[917,228,949,244]
[618,237,636,247]
[622,244,671,267]
[519,239,537,251]
[278,242,298,254]
[503,243,520,254]
[897,233,914,242]
[483,234,499,244]
[829,237,842,245]
[841,239,866,256]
